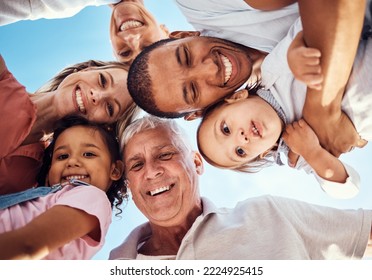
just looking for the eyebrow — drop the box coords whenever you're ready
[126,144,175,162]
[54,143,101,153]
[176,45,192,105]
[175,45,182,66]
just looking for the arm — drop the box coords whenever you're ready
[283,119,348,183]
[299,0,367,156]
[0,205,99,260]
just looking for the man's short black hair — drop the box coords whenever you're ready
[127,38,188,119]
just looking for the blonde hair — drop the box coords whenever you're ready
[36,59,139,141]
[35,59,129,94]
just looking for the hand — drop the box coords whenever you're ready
[282,119,320,158]
[287,31,323,90]
[304,110,367,157]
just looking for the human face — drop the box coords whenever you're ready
[148,36,253,115]
[198,96,283,168]
[123,127,203,227]
[55,67,130,124]
[110,0,168,65]
[48,126,119,191]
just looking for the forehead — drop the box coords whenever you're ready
[124,127,176,156]
[147,39,202,114]
[56,126,105,147]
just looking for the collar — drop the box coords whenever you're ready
[256,89,289,166]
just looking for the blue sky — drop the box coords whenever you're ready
[1,0,371,260]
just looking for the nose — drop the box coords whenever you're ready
[123,33,140,51]
[90,90,103,105]
[190,57,218,84]
[66,156,81,168]
[238,128,250,143]
[144,162,164,180]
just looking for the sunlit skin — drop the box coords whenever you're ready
[147,35,266,115]
[30,67,131,127]
[198,94,284,168]
[123,127,203,228]
[110,0,168,65]
[47,126,120,192]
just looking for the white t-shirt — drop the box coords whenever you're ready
[261,18,372,199]
[174,0,299,53]
[0,184,112,259]
[0,0,120,26]
[109,196,372,260]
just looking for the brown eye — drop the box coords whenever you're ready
[235,147,246,157]
[221,122,230,135]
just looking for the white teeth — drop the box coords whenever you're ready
[65,175,88,180]
[120,20,143,31]
[220,54,232,84]
[149,186,170,196]
[76,88,86,114]
[252,123,259,136]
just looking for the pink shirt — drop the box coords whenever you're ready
[0,67,44,194]
[0,185,112,259]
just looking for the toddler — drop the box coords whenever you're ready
[0,115,126,259]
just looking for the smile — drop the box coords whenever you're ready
[120,20,143,31]
[75,87,86,114]
[220,54,232,84]
[64,175,89,180]
[147,183,175,196]
[251,121,262,138]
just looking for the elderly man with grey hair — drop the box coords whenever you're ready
[110,115,372,260]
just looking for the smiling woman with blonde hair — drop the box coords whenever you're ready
[0,55,139,195]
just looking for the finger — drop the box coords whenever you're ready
[285,124,294,133]
[287,149,300,168]
[308,83,322,90]
[302,48,321,58]
[301,74,323,85]
[293,121,300,129]
[356,138,368,148]
[304,57,321,67]
[303,65,321,74]
[297,119,306,127]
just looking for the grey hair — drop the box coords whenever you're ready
[120,115,193,154]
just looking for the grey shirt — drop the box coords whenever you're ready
[110,196,371,260]
[0,0,119,26]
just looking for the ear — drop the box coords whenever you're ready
[160,24,170,38]
[224,89,249,104]
[170,30,201,39]
[193,152,204,175]
[184,110,204,121]
[110,160,125,181]
[259,144,277,159]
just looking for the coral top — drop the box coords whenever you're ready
[0,66,44,195]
